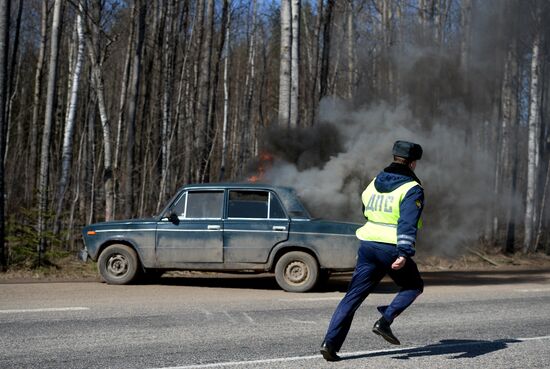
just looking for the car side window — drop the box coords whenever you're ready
[171,192,187,217]
[228,190,268,219]
[186,191,224,219]
[269,193,287,219]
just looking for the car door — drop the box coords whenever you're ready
[223,189,289,263]
[156,190,224,266]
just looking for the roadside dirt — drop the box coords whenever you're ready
[0,251,549,284]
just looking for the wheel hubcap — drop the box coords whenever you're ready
[106,254,128,277]
[285,261,308,285]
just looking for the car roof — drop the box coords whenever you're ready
[179,182,290,192]
[169,183,311,219]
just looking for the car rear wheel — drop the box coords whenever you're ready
[275,251,319,292]
[98,244,140,285]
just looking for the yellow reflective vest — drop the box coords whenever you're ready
[356,178,422,244]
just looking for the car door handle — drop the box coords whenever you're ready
[207,225,221,230]
[272,226,286,231]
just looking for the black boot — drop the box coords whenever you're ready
[320,342,341,362]
[372,317,400,345]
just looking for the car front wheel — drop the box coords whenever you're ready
[98,244,140,285]
[275,251,319,292]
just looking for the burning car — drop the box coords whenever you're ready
[80,183,360,292]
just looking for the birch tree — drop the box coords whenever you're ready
[54,5,85,234]
[219,3,231,181]
[86,2,116,222]
[524,7,542,253]
[37,0,63,257]
[290,0,300,127]
[279,0,291,128]
[347,0,356,99]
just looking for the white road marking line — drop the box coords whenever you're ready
[278,297,342,302]
[199,308,212,317]
[518,335,550,341]
[222,311,237,323]
[0,307,90,313]
[516,288,550,293]
[242,312,255,323]
[286,318,317,325]
[149,334,550,369]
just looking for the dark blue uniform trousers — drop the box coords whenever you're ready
[323,240,424,351]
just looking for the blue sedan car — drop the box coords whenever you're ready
[81,183,360,292]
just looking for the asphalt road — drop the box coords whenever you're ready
[1,269,549,369]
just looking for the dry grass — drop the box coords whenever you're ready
[418,251,550,271]
[0,255,99,282]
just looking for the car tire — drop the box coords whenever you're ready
[275,251,319,292]
[98,244,140,285]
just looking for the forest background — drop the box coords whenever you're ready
[0,0,549,271]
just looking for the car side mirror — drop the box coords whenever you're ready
[168,212,180,225]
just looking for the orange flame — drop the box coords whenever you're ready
[247,152,274,183]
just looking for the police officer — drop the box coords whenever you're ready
[320,140,425,362]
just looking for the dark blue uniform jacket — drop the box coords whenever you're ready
[371,163,424,258]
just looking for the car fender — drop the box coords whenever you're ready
[266,241,322,271]
[94,237,147,267]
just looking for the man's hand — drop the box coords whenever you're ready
[391,256,406,270]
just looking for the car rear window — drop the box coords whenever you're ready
[228,190,270,218]
[227,190,288,219]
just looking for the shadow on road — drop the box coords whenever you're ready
[344,338,521,361]
[149,268,549,293]
[158,274,281,290]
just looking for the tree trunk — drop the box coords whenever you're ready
[278,0,291,128]
[524,20,542,253]
[28,0,48,205]
[319,0,334,100]
[498,38,518,253]
[174,2,192,184]
[204,0,229,182]
[308,0,323,126]
[459,0,472,98]
[86,2,116,222]
[4,0,23,165]
[197,0,214,182]
[219,2,231,181]
[54,5,84,234]
[535,159,550,252]
[347,0,356,100]
[125,0,147,218]
[239,0,257,170]
[157,0,178,212]
[290,0,300,127]
[37,0,63,258]
[113,1,136,218]
[0,0,10,270]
